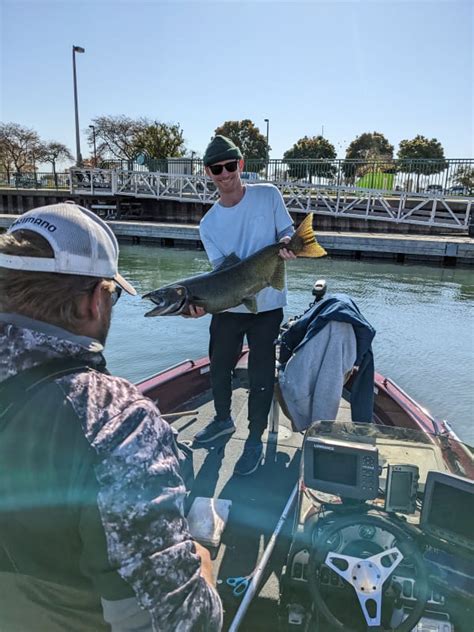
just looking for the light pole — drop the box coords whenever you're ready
[72,45,85,167]
[264,118,270,180]
[89,124,97,167]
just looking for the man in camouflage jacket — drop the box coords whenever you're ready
[0,203,222,632]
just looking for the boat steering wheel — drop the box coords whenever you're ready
[307,514,429,631]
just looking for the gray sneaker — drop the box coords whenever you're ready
[194,417,236,443]
[234,442,264,476]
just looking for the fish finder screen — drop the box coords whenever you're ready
[426,482,474,541]
[390,471,412,506]
[313,449,357,486]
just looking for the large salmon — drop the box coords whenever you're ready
[143,213,326,316]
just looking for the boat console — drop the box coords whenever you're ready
[279,421,474,632]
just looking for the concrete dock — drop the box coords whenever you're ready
[1,215,473,265]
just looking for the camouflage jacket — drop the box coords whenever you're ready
[0,314,222,632]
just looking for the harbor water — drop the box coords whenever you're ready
[107,244,474,444]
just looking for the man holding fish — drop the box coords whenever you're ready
[144,135,326,476]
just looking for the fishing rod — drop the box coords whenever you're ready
[161,410,198,419]
[228,482,299,632]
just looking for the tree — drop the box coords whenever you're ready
[397,135,447,191]
[87,116,186,167]
[453,165,474,193]
[213,120,268,172]
[81,158,96,168]
[0,143,14,181]
[283,135,337,180]
[134,121,186,160]
[342,132,394,182]
[41,142,74,187]
[86,116,141,162]
[397,135,446,163]
[0,122,42,175]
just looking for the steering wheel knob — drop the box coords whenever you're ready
[352,560,382,592]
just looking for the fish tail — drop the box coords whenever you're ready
[289,213,327,258]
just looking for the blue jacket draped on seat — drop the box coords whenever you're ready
[278,293,376,425]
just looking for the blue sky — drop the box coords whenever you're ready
[1,0,473,165]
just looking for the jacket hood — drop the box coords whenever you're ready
[0,316,105,384]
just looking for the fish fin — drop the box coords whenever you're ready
[242,296,258,313]
[269,258,286,291]
[289,213,327,258]
[214,253,241,271]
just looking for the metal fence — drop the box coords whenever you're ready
[1,158,473,195]
[66,167,473,231]
[102,157,474,195]
[0,172,70,190]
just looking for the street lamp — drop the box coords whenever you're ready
[72,45,85,167]
[264,118,270,180]
[89,124,97,167]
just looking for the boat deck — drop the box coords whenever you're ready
[170,380,352,630]
[137,355,472,631]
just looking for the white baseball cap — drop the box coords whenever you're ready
[0,203,137,295]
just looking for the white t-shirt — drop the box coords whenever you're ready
[199,183,294,313]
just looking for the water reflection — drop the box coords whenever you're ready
[108,244,474,443]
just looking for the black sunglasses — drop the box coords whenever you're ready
[111,285,123,306]
[208,160,239,176]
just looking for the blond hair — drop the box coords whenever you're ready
[0,230,114,330]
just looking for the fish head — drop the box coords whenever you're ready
[143,284,188,316]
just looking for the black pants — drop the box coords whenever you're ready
[209,309,284,442]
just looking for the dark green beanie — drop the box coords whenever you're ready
[203,135,243,166]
